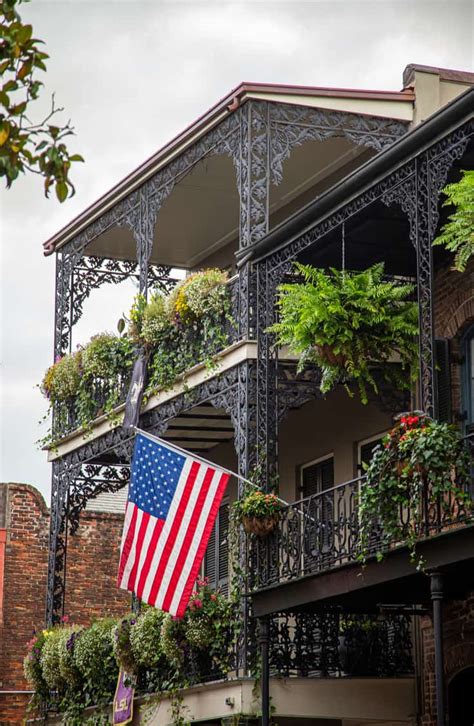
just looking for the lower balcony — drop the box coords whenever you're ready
[33,611,415,726]
[251,435,474,616]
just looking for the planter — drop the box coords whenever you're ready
[314,344,347,367]
[242,514,279,537]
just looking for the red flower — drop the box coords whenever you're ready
[210,594,217,601]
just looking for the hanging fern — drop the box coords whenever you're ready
[433,169,474,272]
[269,262,419,404]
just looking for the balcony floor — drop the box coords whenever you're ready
[252,522,474,616]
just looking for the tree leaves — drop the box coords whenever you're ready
[0,0,83,199]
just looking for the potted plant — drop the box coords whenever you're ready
[234,490,283,536]
[269,262,419,404]
[358,413,471,567]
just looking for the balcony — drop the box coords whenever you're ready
[44,274,249,450]
[250,434,474,614]
[31,609,414,725]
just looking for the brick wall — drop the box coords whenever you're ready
[64,509,129,624]
[0,483,129,724]
[420,591,474,726]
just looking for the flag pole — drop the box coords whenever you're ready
[132,426,290,507]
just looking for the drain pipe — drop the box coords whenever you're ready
[430,571,446,726]
[258,616,270,726]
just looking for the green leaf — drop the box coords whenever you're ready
[69,154,84,162]
[55,180,68,202]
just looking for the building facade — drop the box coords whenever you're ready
[33,64,474,725]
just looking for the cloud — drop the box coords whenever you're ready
[2,0,473,500]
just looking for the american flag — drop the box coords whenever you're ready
[117,432,230,617]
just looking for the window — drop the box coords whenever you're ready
[300,456,334,498]
[358,434,385,475]
[461,324,474,433]
[203,501,229,594]
[300,457,334,556]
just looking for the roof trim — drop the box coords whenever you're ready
[403,63,474,88]
[43,82,414,256]
[237,86,474,267]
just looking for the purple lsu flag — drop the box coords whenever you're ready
[117,432,230,617]
[113,669,134,725]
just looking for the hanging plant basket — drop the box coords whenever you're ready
[242,513,279,537]
[314,344,347,368]
[269,262,419,404]
[234,490,283,538]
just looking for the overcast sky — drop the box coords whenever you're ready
[1,0,473,502]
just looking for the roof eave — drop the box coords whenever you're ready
[237,86,474,268]
[43,83,414,257]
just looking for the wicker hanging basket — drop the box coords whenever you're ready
[314,344,347,367]
[242,514,279,537]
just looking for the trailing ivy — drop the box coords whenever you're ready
[269,262,419,404]
[357,413,471,568]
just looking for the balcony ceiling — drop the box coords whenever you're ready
[86,137,373,268]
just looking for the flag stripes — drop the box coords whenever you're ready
[117,433,230,617]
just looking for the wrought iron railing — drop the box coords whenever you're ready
[251,435,474,591]
[136,610,413,689]
[267,611,413,678]
[51,277,243,441]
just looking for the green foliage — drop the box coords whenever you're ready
[185,578,234,670]
[112,616,138,675]
[39,333,135,445]
[0,0,83,197]
[141,292,172,347]
[23,630,49,700]
[358,413,471,568]
[161,613,187,669]
[433,169,474,271]
[172,268,229,321]
[137,271,232,396]
[269,262,419,404]
[233,490,282,519]
[73,618,118,707]
[39,627,67,691]
[129,607,166,670]
[40,270,234,445]
[41,351,82,404]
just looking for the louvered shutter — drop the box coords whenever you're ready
[435,338,452,422]
[301,458,334,498]
[217,504,229,595]
[203,501,229,594]
[204,518,217,588]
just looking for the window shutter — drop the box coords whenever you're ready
[218,504,229,595]
[204,520,217,589]
[301,458,334,498]
[203,501,229,594]
[435,338,451,423]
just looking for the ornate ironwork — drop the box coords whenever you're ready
[53,99,405,357]
[46,361,257,622]
[71,256,175,328]
[69,463,130,534]
[251,436,473,592]
[269,104,409,185]
[268,611,413,678]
